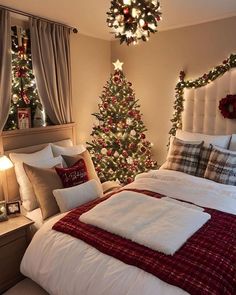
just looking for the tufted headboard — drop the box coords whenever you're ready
[169,54,236,138]
[183,68,236,135]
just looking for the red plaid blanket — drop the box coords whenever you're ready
[53,189,236,295]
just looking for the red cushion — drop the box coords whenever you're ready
[55,159,89,188]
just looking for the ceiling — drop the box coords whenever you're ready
[0,0,236,40]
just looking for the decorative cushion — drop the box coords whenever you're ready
[51,143,86,157]
[9,145,57,211]
[162,137,203,175]
[23,164,62,220]
[53,179,103,213]
[62,150,101,184]
[176,130,231,148]
[55,159,89,188]
[195,146,212,177]
[204,146,236,185]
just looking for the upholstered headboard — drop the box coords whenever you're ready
[182,68,236,134]
[169,54,236,138]
[0,123,76,201]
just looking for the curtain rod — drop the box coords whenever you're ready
[0,4,78,33]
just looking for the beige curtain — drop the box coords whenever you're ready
[30,18,73,125]
[0,9,11,132]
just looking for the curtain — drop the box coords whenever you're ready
[0,9,11,132]
[30,18,73,125]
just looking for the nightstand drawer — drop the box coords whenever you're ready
[0,233,27,292]
[0,216,33,293]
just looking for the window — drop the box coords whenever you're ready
[4,25,46,131]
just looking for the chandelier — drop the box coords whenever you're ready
[107,0,162,45]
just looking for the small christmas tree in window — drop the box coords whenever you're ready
[87,60,157,184]
[4,26,44,131]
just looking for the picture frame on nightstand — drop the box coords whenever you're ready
[6,201,21,216]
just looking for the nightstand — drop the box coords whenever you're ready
[0,215,34,293]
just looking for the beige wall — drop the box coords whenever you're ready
[70,33,111,145]
[111,16,236,164]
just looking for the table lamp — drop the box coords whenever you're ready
[0,155,13,202]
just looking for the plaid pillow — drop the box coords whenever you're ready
[204,147,236,185]
[196,146,212,177]
[162,137,203,175]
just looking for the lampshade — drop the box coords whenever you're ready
[0,155,13,171]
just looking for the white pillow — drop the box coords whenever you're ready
[176,130,231,148]
[9,144,53,164]
[53,179,102,213]
[229,134,236,151]
[13,155,63,211]
[51,143,86,157]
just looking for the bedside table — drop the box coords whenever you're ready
[0,215,34,293]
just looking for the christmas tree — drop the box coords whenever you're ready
[87,60,157,184]
[4,26,43,131]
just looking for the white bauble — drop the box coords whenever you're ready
[130,130,136,136]
[127,157,133,164]
[101,148,107,155]
[114,151,119,158]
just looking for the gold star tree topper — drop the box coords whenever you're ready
[113,59,123,70]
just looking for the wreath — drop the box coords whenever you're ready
[219,94,236,119]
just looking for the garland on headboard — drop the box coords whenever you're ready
[169,54,236,140]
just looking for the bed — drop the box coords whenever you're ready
[5,60,236,294]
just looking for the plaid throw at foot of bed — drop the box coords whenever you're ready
[53,189,236,295]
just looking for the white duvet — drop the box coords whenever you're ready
[21,170,236,295]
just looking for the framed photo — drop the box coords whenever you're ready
[0,201,8,222]
[17,108,31,129]
[6,201,21,216]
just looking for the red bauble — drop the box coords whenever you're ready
[113,76,120,84]
[103,102,108,109]
[129,143,136,150]
[123,7,129,14]
[141,146,146,153]
[107,150,112,156]
[123,150,128,157]
[104,127,110,133]
[141,133,146,139]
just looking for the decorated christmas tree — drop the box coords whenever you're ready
[4,26,43,131]
[87,60,157,184]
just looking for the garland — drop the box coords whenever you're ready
[169,54,236,141]
[107,0,162,45]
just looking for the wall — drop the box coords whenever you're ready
[111,16,236,164]
[70,33,111,145]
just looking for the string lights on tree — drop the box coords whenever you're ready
[87,60,157,184]
[4,26,43,131]
[107,0,162,45]
[169,54,236,144]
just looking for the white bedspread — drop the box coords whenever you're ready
[21,170,236,295]
[80,191,210,255]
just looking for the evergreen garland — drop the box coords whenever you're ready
[169,54,236,141]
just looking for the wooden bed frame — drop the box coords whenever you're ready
[0,123,77,201]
